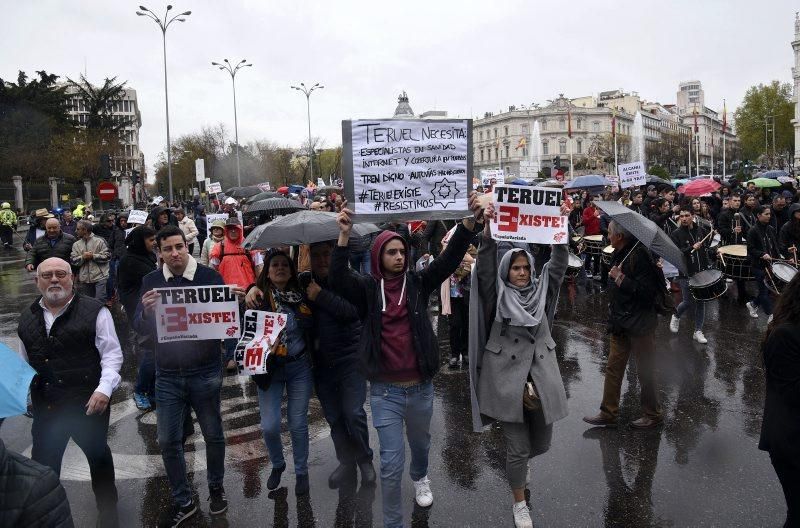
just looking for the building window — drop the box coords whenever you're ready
[480,149,484,162]
[576,140,582,154]
[479,131,483,141]
[559,140,567,154]
[495,148,499,159]
[577,118,582,130]
[593,121,600,132]
[541,120,547,131]
[521,124,529,134]
[487,149,491,160]
[523,147,528,157]
[542,141,549,155]
[504,126,509,136]
[559,118,565,130]
[494,128,498,138]
[505,146,510,157]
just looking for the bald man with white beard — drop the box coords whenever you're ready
[17,257,123,527]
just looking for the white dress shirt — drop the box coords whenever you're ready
[19,295,123,398]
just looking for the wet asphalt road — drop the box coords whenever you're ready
[0,241,786,527]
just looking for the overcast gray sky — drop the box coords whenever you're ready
[3,0,798,180]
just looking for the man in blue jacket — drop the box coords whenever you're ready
[134,225,243,528]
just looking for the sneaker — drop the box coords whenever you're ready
[133,392,152,410]
[413,475,433,507]
[448,357,458,369]
[585,272,593,279]
[209,486,228,515]
[513,501,533,528]
[158,500,197,528]
[746,301,759,318]
[669,314,680,333]
[693,330,707,344]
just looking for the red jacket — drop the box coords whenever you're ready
[582,207,601,236]
[209,224,256,288]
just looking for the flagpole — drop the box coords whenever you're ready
[612,109,618,175]
[722,98,727,179]
[711,130,714,176]
[688,130,692,177]
[723,132,727,179]
[695,132,700,175]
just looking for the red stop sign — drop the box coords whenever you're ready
[97,181,118,202]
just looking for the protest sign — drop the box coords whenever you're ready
[195,159,205,182]
[491,184,568,245]
[127,209,148,225]
[208,181,222,194]
[480,169,503,188]
[206,213,228,237]
[518,161,539,180]
[235,310,288,375]
[154,285,240,343]
[617,161,646,189]
[342,119,472,222]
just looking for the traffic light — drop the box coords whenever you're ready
[100,154,111,179]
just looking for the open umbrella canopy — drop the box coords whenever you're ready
[777,176,797,184]
[747,177,782,188]
[245,191,281,203]
[244,197,304,217]
[758,170,789,179]
[245,210,380,248]
[228,186,262,199]
[680,179,721,196]
[595,200,687,275]
[645,174,671,185]
[0,342,36,418]
[224,196,239,205]
[277,186,289,194]
[563,175,612,189]
[540,180,564,188]
[316,186,343,195]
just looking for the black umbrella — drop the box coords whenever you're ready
[228,186,262,199]
[245,191,281,203]
[645,174,671,185]
[244,210,380,248]
[244,197,304,217]
[595,200,687,275]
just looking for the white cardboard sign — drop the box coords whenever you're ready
[208,182,222,194]
[235,310,288,375]
[127,209,148,225]
[206,213,229,237]
[154,286,240,343]
[617,162,646,189]
[195,159,205,182]
[491,184,568,245]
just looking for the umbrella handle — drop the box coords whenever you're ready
[616,241,640,268]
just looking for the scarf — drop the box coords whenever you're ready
[271,286,303,314]
[495,249,550,327]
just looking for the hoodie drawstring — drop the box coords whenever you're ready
[380,275,407,312]
[398,275,406,306]
[381,278,386,312]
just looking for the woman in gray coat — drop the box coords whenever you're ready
[468,203,569,528]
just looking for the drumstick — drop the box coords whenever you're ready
[718,252,726,268]
[691,229,716,253]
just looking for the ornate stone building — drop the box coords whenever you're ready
[792,13,800,171]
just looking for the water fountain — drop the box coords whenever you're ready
[630,111,646,167]
[530,120,542,175]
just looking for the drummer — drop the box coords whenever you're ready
[716,194,749,303]
[746,205,782,321]
[669,208,712,343]
[778,203,800,264]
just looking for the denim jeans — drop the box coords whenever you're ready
[79,279,108,304]
[675,278,705,330]
[370,381,434,528]
[106,259,118,300]
[155,362,225,505]
[349,250,371,275]
[314,360,373,465]
[752,268,774,315]
[135,346,155,396]
[223,338,237,362]
[257,357,313,475]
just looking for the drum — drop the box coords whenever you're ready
[717,245,753,280]
[688,269,728,302]
[565,253,583,278]
[708,233,721,251]
[583,235,604,256]
[766,262,799,294]
[601,245,615,266]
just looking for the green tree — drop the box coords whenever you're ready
[733,81,794,167]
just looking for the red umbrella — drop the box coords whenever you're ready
[680,179,720,196]
[277,186,289,194]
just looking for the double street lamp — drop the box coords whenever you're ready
[212,59,252,188]
[291,82,324,181]
[136,4,191,204]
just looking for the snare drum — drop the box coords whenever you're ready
[708,233,721,251]
[566,252,583,278]
[601,245,615,266]
[689,269,728,302]
[717,245,753,280]
[583,235,604,256]
[766,262,799,294]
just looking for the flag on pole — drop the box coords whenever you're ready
[722,99,727,132]
[567,108,572,138]
[693,107,699,133]
[611,109,616,139]
[516,137,527,150]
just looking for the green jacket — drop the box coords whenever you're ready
[0,209,16,227]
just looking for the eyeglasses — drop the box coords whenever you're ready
[38,270,70,280]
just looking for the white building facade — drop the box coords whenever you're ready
[792,13,800,171]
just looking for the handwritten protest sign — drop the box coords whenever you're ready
[342,119,472,222]
[491,184,568,245]
[235,310,288,375]
[480,169,503,188]
[154,285,240,343]
[206,213,228,237]
[127,209,148,225]
[617,161,646,189]
[207,182,222,194]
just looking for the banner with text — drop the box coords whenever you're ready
[208,182,222,194]
[235,310,288,375]
[480,169,504,188]
[343,119,472,222]
[127,209,148,225]
[491,184,568,244]
[154,286,240,343]
[617,161,646,189]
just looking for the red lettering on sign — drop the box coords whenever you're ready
[245,347,262,367]
[165,307,188,332]
[497,205,519,232]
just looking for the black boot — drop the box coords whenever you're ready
[358,460,377,486]
[267,464,285,490]
[328,463,357,489]
[295,473,310,496]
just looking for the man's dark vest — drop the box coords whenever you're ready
[17,293,104,403]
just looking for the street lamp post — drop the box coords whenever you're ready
[212,59,252,187]
[136,4,191,204]
[291,82,324,182]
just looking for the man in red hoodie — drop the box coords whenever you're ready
[330,192,483,528]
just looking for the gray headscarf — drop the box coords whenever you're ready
[496,249,550,327]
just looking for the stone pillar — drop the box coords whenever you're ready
[119,176,132,207]
[83,179,92,206]
[12,175,23,212]
[48,177,59,208]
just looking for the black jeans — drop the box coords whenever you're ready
[448,295,469,359]
[31,396,118,519]
[0,225,12,246]
[752,268,773,315]
[314,360,373,465]
[772,454,800,528]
